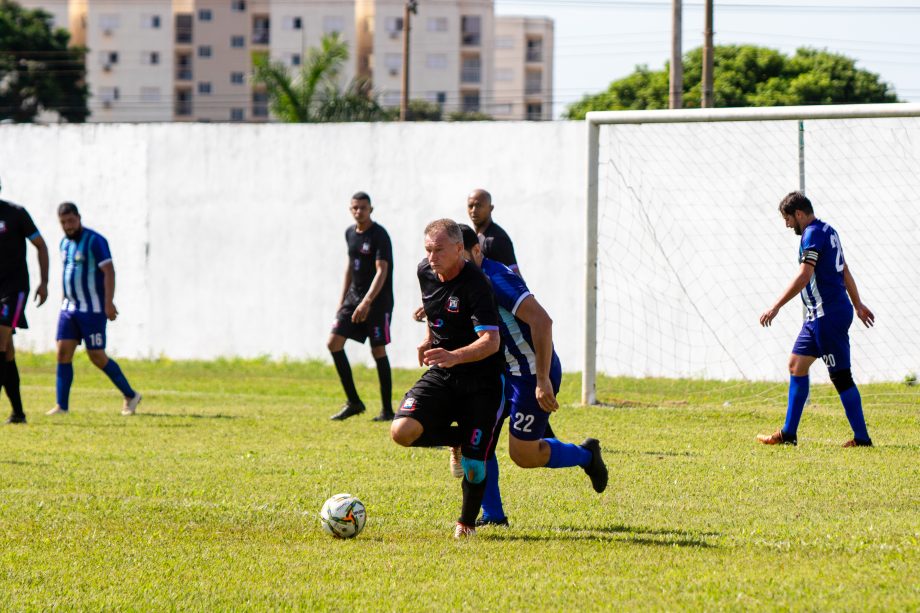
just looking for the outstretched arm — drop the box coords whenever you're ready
[514,296,559,412]
[843,264,875,327]
[760,263,813,327]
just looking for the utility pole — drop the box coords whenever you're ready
[400,0,418,121]
[669,0,682,109]
[701,0,714,108]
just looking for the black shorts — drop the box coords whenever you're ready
[0,291,28,330]
[331,303,391,347]
[396,367,505,461]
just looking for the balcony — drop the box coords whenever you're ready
[176,69,192,81]
[175,14,192,44]
[525,71,542,95]
[526,38,543,63]
[461,56,481,84]
[252,16,270,45]
[175,90,192,116]
[461,15,481,46]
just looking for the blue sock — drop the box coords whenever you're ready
[839,386,870,442]
[56,363,74,411]
[545,438,592,468]
[480,455,506,521]
[782,375,809,438]
[102,359,135,398]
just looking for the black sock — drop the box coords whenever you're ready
[4,359,23,417]
[459,477,487,526]
[375,355,392,414]
[331,350,361,404]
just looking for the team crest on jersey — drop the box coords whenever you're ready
[353,258,360,271]
[0,221,6,234]
[74,251,84,262]
[430,318,445,329]
[447,296,460,313]
[402,397,416,411]
[360,241,372,255]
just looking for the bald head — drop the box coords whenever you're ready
[466,189,494,232]
[468,188,491,205]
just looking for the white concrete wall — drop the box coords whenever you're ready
[0,122,587,372]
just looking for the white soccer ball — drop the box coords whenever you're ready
[319,493,367,539]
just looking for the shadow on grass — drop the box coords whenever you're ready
[605,449,698,458]
[138,412,240,420]
[0,459,49,466]
[483,523,720,548]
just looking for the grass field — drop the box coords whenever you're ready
[1,353,918,610]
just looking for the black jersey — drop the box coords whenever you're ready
[344,222,393,310]
[0,200,40,295]
[479,221,517,270]
[418,258,505,377]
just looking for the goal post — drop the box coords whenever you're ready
[583,102,920,405]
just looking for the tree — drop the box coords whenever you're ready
[0,0,88,123]
[252,33,387,123]
[564,45,899,119]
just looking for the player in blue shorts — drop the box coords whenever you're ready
[46,203,142,417]
[457,225,608,526]
[758,191,875,447]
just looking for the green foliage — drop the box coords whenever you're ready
[565,45,899,119]
[404,99,443,121]
[1,353,918,609]
[251,33,387,123]
[0,0,88,122]
[447,110,493,121]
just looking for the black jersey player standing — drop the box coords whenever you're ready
[466,188,520,276]
[390,219,506,539]
[328,192,395,422]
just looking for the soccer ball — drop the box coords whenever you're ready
[319,493,367,539]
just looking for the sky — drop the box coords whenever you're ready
[494,0,920,117]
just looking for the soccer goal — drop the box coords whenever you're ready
[583,103,920,405]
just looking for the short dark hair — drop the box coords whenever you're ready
[58,202,80,217]
[351,191,371,204]
[457,224,479,251]
[778,191,813,216]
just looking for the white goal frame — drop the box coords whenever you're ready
[583,102,920,405]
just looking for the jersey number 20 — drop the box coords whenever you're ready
[829,234,845,273]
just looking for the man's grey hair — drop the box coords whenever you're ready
[424,219,463,244]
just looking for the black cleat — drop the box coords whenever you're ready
[330,401,365,421]
[580,438,608,493]
[475,516,509,528]
[371,410,394,422]
[5,413,27,425]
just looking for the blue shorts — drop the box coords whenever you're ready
[506,356,563,441]
[57,310,108,350]
[792,306,853,372]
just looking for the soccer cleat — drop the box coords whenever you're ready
[371,409,394,422]
[842,438,873,448]
[757,429,797,446]
[580,438,608,493]
[330,400,365,421]
[475,516,509,528]
[449,447,464,479]
[45,406,69,416]
[454,523,476,539]
[5,413,26,425]
[121,393,142,416]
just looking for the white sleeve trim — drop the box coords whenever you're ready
[510,291,532,316]
[97,258,113,268]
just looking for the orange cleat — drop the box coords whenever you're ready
[757,429,797,446]
[842,438,873,448]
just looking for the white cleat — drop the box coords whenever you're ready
[46,405,69,416]
[449,446,464,479]
[121,393,142,416]
[454,523,476,539]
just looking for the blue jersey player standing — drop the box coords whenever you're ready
[458,225,608,527]
[758,192,874,447]
[47,203,142,417]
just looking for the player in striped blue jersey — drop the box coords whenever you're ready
[46,203,141,417]
[457,225,607,527]
[758,192,874,447]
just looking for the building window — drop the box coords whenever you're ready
[285,53,301,67]
[230,108,245,121]
[426,91,447,106]
[462,92,480,113]
[525,70,542,95]
[232,1,246,12]
[252,16,269,44]
[461,15,481,46]
[493,103,513,116]
[384,16,403,38]
[142,51,160,65]
[526,37,543,63]
[100,51,119,67]
[495,36,514,50]
[527,103,543,120]
[252,91,269,117]
[198,45,212,58]
[142,14,161,29]
[231,35,245,48]
[427,17,447,32]
[384,53,401,77]
[99,14,119,33]
[461,55,481,84]
[198,82,212,95]
[198,9,212,21]
[176,14,193,43]
[426,54,447,70]
[323,16,344,34]
[140,87,161,103]
[495,68,513,82]
[99,86,119,102]
[231,72,245,84]
[175,89,192,116]
[283,16,303,30]
[176,53,192,80]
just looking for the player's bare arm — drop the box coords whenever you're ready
[100,261,118,321]
[338,257,352,307]
[843,264,875,327]
[352,260,388,323]
[422,329,499,369]
[514,295,559,413]
[29,234,49,306]
[417,326,433,366]
[760,262,814,327]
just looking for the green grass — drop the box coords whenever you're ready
[1,353,918,610]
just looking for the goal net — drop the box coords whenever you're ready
[584,104,920,405]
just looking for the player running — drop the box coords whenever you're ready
[328,192,395,422]
[457,224,608,527]
[390,219,505,538]
[0,178,49,424]
[47,203,142,416]
[758,191,874,447]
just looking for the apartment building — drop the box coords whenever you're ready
[18,0,70,30]
[493,16,553,120]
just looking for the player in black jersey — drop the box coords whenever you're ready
[467,188,520,276]
[328,192,395,422]
[0,177,49,424]
[390,219,506,538]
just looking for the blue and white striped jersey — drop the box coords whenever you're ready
[60,228,113,314]
[480,257,560,377]
[799,219,850,321]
